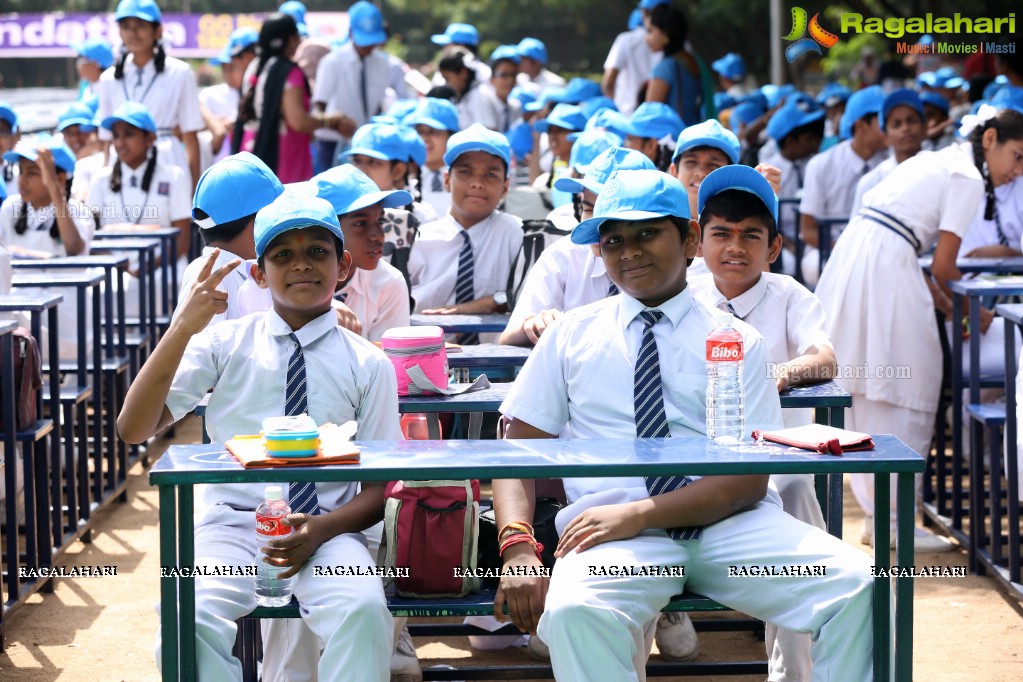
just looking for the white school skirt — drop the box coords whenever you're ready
[814,217,943,415]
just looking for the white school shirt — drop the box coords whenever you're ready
[419,166,452,217]
[603,28,661,116]
[70,151,107,203]
[850,155,898,218]
[515,68,566,96]
[0,194,95,255]
[960,180,1023,255]
[174,246,250,326]
[690,272,833,428]
[88,159,191,227]
[199,82,240,165]
[166,307,402,517]
[409,210,523,312]
[96,55,204,181]
[758,149,811,241]
[335,260,411,342]
[506,234,613,334]
[799,139,887,222]
[313,44,391,143]
[500,287,783,532]
[458,82,501,131]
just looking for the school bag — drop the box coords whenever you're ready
[379,479,482,598]
[0,327,43,433]
[476,497,563,589]
[506,219,573,309]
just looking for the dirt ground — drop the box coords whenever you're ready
[1,415,1021,681]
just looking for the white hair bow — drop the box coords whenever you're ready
[959,103,999,138]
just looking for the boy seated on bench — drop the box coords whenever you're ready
[118,190,398,679]
[492,169,874,681]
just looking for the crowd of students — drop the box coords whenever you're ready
[1,0,1023,680]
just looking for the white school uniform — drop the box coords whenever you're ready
[96,55,204,185]
[313,44,391,144]
[759,149,810,240]
[159,307,397,679]
[516,68,566,97]
[457,82,502,131]
[174,246,251,326]
[409,208,522,312]
[499,288,873,682]
[959,180,1023,256]
[850,155,898,218]
[88,157,191,228]
[69,151,107,203]
[199,82,240,166]
[334,260,411,342]
[603,28,660,116]
[419,166,452,217]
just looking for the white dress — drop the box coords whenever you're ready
[815,143,982,415]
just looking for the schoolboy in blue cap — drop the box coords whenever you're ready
[405,97,461,216]
[279,0,310,37]
[690,163,837,682]
[712,52,747,98]
[516,37,566,95]
[798,85,888,284]
[119,187,398,680]
[0,102,19,185]
[621,101,685,169]
[920,91,954,151]
[202,27,259,165]
[174,152,284,325]
[410,124,523,337]
[493,166,873,682]
[56,101,106,201]
[489,46,523,134]
[72,37,114,99]
[532,103,587,201]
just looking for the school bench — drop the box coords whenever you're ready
[150,436,923,681]
[411,313,513,334]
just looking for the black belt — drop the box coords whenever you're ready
[860,207,922,254]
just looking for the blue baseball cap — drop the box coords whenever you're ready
[4,136,77,176]
[565,128,623,174]
[639,0,672,9]
[728,101,763,136]
[115,0,161,23]
[916,71,939,89]
[348,1,387,48]
[580,96,617,120]
[712,53,746,81]
[443,123,511,167]
[396,125,427,166]
[581,108,630,139]
[524,86,563,112]
[193,152,285,228]
[516,38,547,64]
[490,45,520,65]
[342,123,409,162]
[0,176,6,202]
[555,146,654,196]
[553,78,603,105]
[934,66,958,85]
[306,164,412,217]
[431,23,478,47]
[839,85,884,139]
[212,27,259,66]
[72,38,115,69]
[759,84,792,110]
[944,76,966,91]
[879,88,924,130]
[57,102,97,132]
[255,189,345,258]
[506,122,534,162]
[714,92,738,112]
[0,102,18,134]
[920,91,950,114]
[101,101,157,133]
[697,165,779,225]
[80,92,100,115]
[628,8,643,30]
[509,86,536,109]
[533,103,587,133]
[766,102,825,143]
[621,101,685,142]
[817,82,851,108]
[672,119,740,164]
[385,99,419,121]
[279,1,309,36]
[572,169,689,245]
[405,97,460,132]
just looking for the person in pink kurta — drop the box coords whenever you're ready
[235,13,351,183]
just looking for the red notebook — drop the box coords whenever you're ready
[751,424,875,456]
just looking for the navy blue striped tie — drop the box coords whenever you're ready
[285,333,320,516]
[634,311,700,540]
[455,231,479,345]
[608,282,619,297]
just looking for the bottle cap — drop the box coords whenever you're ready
[264,485,284,501]
[714,311,733,326]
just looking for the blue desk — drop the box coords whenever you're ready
[447,343,530,369]
[992,302,1023,596]
[95,226,181,315]
[150,437,923,682]
[919,256,1023,275]
[91,236,161,343]
[411,313,511,334]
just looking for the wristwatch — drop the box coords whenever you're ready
[494,291,509,313]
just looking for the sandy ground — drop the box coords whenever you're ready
[1,414,1021,681]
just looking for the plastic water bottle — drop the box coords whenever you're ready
[706,311,745,444]
[254,485,293,607]
[400,413,442,440]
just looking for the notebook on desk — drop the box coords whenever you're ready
[752,424,874,456]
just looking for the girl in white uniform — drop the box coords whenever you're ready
[96,0,204,191]
[815,107,1023,550]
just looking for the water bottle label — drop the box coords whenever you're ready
[255,515,290,536]
[707,340,743,362]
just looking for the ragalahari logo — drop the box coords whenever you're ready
[783,7,840,62]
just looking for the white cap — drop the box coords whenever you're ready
[264,485,284,501]
[714,311,734,325]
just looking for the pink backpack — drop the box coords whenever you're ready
[380,479,481,598]
[381,326,449,396]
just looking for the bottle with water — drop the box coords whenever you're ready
[706,311,745,444]
[254,485,293,607]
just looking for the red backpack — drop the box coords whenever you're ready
[0,327,42,433]
[380,479,481,598]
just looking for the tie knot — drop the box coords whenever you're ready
[639,310,663,328]
[289,332,301,348]
[717,300,737,316]
[459,230,472,246]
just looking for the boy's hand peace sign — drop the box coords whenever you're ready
[173,249,241,335]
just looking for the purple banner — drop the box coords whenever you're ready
[0,12,350,58]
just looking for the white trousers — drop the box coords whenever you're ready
[845,394,934,523]
[156,511,392,681]
[537,497,875,682]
